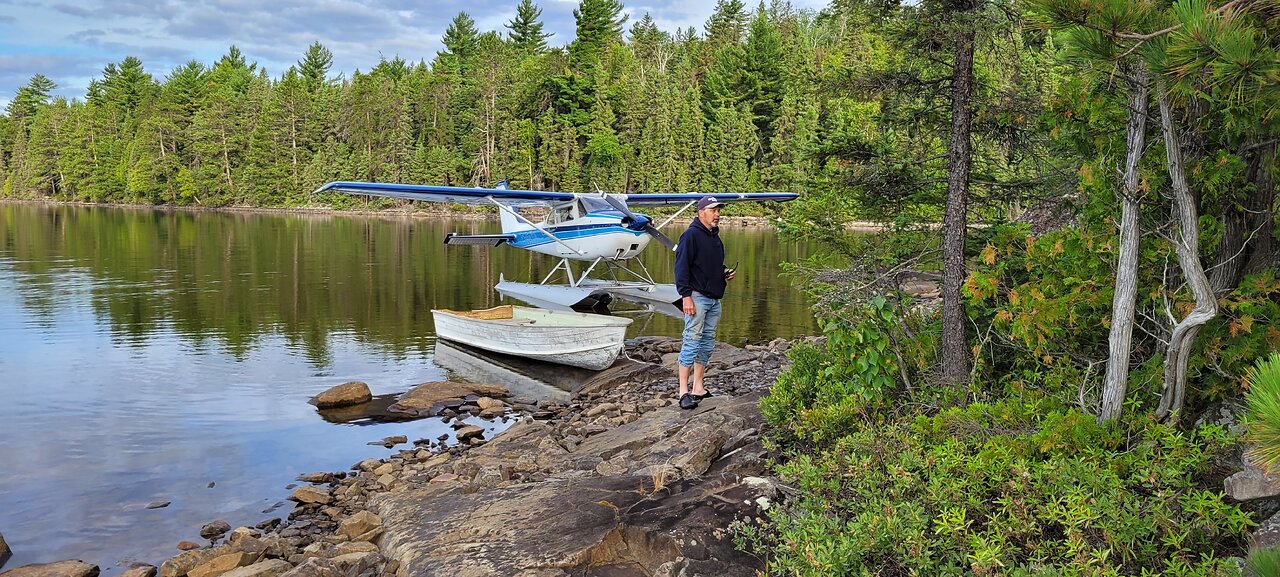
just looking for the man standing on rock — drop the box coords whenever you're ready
[674,196,735,410]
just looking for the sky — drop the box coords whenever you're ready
[0,0,831,110]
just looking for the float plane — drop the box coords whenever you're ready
[315,181,797,313]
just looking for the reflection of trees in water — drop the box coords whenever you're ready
[0,204,816,366]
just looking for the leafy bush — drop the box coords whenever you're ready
[762,296,937,444]
[750,400,1252,575]
[1245,353,1280,475]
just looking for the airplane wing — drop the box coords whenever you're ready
[621,192,798,206]
[316,181,576,207]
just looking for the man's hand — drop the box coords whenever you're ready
[724,269,737,282]
[682,296,695,315]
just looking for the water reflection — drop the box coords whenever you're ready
[434,340,595,402]
[0,203,816,570]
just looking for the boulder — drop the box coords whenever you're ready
[1253,511,1280,552]
[328,552,380,576]
[337,511,383,542]
[707,343,758,371]
[160,547,232,577]
[118,566,156,577]
[1225,458,1280,502]
[200,520,232,540]
[275,560,340,577]
[288,486,331,505]
[389,382,509,415]
[0,561,99,577]
[187,553,250,577]
[294,473,329,484]
[0,531,8,566]
[309,382,372,409]
[454,425,485,442]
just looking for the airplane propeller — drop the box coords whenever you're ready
[602,195,677,250]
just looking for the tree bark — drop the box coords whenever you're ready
[940,15,976,389]
[1209,141,1277,292]
[1099,66,1149,424]
[1155,84,1218,422]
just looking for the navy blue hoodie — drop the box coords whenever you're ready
[674,217,726,300]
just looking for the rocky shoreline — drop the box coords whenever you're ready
[0,336,803,577]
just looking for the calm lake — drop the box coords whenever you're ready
[0,202,816,570]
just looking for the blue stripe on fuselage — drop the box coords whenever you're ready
[510,223,645,248]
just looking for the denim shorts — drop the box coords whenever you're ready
[678,292,721,367]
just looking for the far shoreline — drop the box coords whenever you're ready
[0,198,890,231]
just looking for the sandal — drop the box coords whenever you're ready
[679,393,699,410]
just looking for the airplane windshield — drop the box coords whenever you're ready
[579,197,615,214]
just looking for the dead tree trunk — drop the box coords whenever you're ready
[1155,84,1218,422]
[1099,66,1149,424]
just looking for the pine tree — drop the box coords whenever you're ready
[629,13,670,71]
[91,57,156,125]
[506,0,552,54]
[570,0,626,68]
[7,74,57,128]
[583,95,624,191]
[740,5,784,145]
[705,0,749,46]
[298,41,335,92]
[441,12,480,74]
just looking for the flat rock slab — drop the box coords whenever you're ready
[372,393,770,577]
[572,360,674,399]
[390,382,510,415]
[0,561,99,577]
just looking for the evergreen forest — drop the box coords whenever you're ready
[4,0,1280,573]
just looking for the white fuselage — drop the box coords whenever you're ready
[501,200,655,262]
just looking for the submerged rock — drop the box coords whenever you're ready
[389,381,509,416]
[309,382,372,409]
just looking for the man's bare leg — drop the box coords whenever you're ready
[679,364,691,396]
[692,363,707,396]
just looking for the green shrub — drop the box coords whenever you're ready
[749,400,1252,576]
[1245,353,1280,475]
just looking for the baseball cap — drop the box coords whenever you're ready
[697,196,723,211]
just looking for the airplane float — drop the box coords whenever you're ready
[315,181,798,314]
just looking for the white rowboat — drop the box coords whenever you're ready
[432,306,632,370]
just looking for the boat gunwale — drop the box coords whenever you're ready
[433,305,633,328]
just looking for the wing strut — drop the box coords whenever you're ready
[486,198,585,257]
[657,200,698,230]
